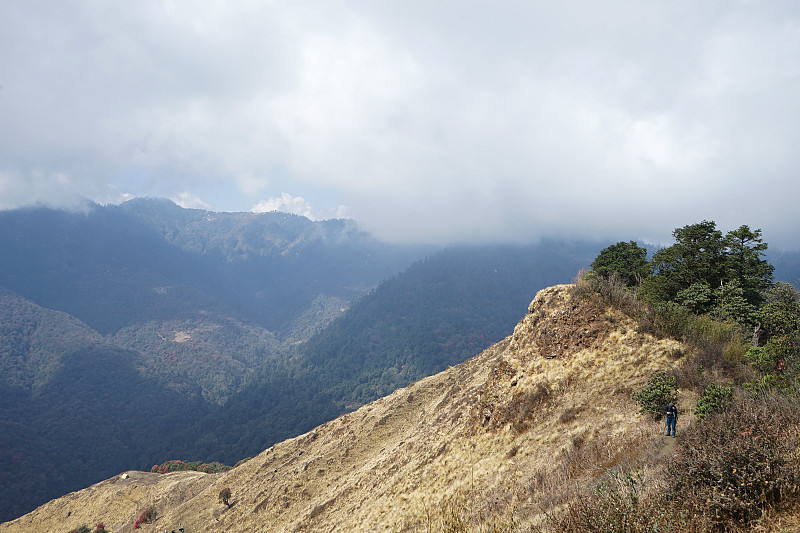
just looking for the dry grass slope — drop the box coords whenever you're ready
[1,284,693,532]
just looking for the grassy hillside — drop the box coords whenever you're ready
[0,285,699,531]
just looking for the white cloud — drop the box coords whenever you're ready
[252,193,316,220]
[1,1,799,246]
[114,193,137,204]
[170,192,212,210]
[0,169,87,210]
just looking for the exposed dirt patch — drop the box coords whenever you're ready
[173,330,191,342]
[658,435,677,458]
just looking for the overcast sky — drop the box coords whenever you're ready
[1,1,799,247]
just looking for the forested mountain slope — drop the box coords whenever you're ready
[0,199,422,335]
[0,289,205,523]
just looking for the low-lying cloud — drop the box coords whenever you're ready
[1,1,798,247]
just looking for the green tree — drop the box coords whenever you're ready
[641,222,775,324]
[675,282,714,314]
[632,371,677,419]
[755,282,800,341]
[723,225,773,308]
[648,221,725,301]
[713,279,755,324]
[590,241,649,286]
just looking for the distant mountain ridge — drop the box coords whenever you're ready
[119,197,372,259]
[0,199,421,335]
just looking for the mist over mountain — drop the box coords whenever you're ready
[0,198,423,335]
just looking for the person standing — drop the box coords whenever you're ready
[664,402,678,436]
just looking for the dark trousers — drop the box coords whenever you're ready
[666,416,676,436]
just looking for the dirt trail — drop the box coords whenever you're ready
[658,435,677,458]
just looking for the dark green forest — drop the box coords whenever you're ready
[0,291,205,521]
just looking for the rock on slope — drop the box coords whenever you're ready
[1,285,685,532]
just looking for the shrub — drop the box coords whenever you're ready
[743,372,780,396]
[67,523,106,533]
[745,333,800,392]
[570,268,597,299]
[721,338,748,367]
[133,507,156,529]
[151,459,231,474]
[219,487,232,508]
[695,383,733,421]
[631,371,677,419]
[550,470,709,533]
[668,394,800,528]
[649,302,695,340]
[746,344,774,372]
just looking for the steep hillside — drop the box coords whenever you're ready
[297,242,596,405]
[1,285,688,532]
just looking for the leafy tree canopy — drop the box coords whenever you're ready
[590,241,649,287]
[724,225,774,306]
[755,282,800,339]
[646,220,726,300]
[637,221,774,321]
